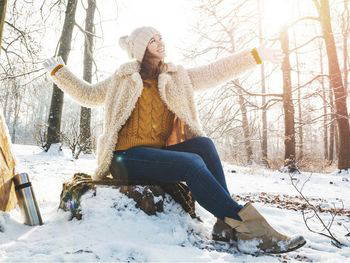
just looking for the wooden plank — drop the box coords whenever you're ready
[0,107,17,211]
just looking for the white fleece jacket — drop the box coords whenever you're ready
[51,49,258,180]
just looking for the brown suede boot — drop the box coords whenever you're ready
[224,202,306,254]
[212,218,237,242]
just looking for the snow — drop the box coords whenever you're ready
[45,143,64,156]
[1,144,349,262]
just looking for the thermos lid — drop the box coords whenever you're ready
[13,173,31,190]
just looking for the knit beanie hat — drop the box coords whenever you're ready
[119,26,161,62]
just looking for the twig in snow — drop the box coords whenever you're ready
[289,173,344,248]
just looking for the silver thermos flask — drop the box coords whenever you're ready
[13,173,43,226]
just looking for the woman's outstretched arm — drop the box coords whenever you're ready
[186,48,261,92]
[43,57,116,108]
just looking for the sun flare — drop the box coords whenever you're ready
[263,0,297,38]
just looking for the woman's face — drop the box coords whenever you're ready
[146,33,165,61]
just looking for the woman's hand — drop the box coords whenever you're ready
[256,45,284,64]
[42,56,65,73]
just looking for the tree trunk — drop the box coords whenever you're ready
[228,28,253,165]
[317,0,350,170]
[335,122,340,161]
[258,0,269,167]
[45,0,78,151]
[342,0,349,95]
[0,0,16,212]
[0,0,7,48]
[293,28,303,161]
[319,40,328,161]
[80,0,96,154]
[280,27,297,171]
[11,90,20,144]
[328,84,335,163]
[3,89,9,121]
[236,84,253,164]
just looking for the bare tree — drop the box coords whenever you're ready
[291,22,304,162]
[79,0,97,154]
[328,86,336,163]
[45,0,78,151]
[294,2,305,163]
[61,115,94,159]
[280,27,298,172]
[184,0,257,164]
[10,79,21,143]
[313,0,350,171]
[257,0,269,167]
[316,37,329,161]
[33,122,48,150]
[0,0,6,46]
[236,83,253,164]
[341,0,350,95]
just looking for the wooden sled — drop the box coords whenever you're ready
[0,107,17,211]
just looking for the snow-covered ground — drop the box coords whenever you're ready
[1,144,349,262]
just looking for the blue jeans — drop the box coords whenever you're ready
[110,136,243,221]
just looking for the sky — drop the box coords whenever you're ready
[43,0,199,78]
[14,0,334,85]
[104,0,198,64]
[42,0,304,78]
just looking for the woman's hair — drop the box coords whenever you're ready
[139,49,168,80]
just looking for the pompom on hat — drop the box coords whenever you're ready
[119,26,161,62]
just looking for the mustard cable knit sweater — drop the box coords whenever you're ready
[115,78,175,151]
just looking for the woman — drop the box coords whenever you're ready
[43,26,306,254]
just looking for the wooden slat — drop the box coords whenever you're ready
[0,108,17,211]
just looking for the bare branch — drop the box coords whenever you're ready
[289,36,324,53]
[289,173,344,248]
[285,16,320,31]
[74,21,101,39]
[232,81,283,97]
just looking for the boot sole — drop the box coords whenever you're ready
[212,234,306,255]
[212,234,230,243]
[212,234,237,243]
[246,240,307,255]
[265,240,307,254]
